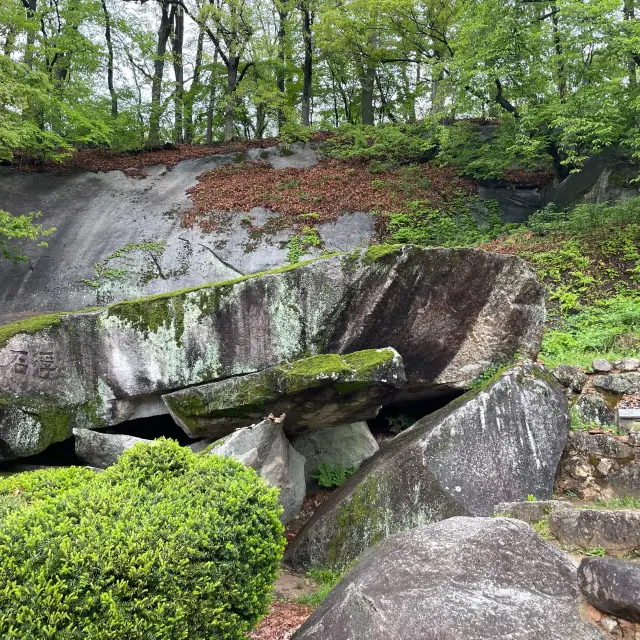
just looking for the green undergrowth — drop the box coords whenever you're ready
[296,568,344,607]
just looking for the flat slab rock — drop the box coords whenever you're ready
[162,348,405,438]
[549,506,640,554]
[285,364,569,571]
[292,517,603,640]
[0,245,545,462]
[73,428,152,469]
[579,557,640,623]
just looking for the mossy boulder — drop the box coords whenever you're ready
[285,364,569,571]
[163,348,405,438]
[0,245,545,461]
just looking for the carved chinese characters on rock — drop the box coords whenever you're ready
[1,349,61,380]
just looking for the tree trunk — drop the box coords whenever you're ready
[551,6,566,102]
[206,49,219,145]
[146,1,173,148]
[361,63,375,125]
[100,0,117,117]
[224,58,239,142]
[301,6,313,127]
[624,0,638,88]
[276,6,288,132]
[184,29,204,144]
[172,5,185,144]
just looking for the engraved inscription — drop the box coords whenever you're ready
[0,349,61,379]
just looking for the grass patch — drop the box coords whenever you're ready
[296,569,344,607]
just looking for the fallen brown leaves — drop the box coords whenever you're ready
[285,490,335,544]
[182,158,476,232]
[10,139,280,173]
[249,603,313,640]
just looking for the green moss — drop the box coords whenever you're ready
[342,348,395,377]
[0,314,62,349]
[333,381,370,395]
[328,475,383,569]
[103,254,339,334]
[173,297,185,347]
[363,244,404,265]
[36,407,72,450]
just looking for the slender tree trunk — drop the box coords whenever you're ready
[276,6,288,132]
[147,1,173,148]
[23,0,37,69]
[301,6,313,127]
[224,58,239,142]
[100,0,117,117]
[551,6,566,102]
[184,29,204,144]
[625,0,638,88]
[361,63,375,125]
[172,5,185,144]
[206,49,219,145]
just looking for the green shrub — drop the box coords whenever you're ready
[312,463,356,488]
[0,439,285,639]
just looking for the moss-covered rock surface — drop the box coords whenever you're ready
[163,348,405,438]
[0,245,545,461]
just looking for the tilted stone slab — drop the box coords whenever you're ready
[285,364,569,571]
[163,349,405,439]
[293,517,603,640]
[0,245,545,461]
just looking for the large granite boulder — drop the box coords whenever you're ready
[0,245,545,461]
[293,517,603,640]
[163,349,404,438]
[291,422,379,492]
[578,557,640,623]
[73,428,152,469]
[285,364,569,570]
[206,417,305,523]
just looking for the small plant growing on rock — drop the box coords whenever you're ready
[0,439,285,639]
[313,463,356,488]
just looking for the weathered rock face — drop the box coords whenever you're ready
[291,422,379,492]
[0,245,545,461]
[574,394,616,427]
[549,507,640,554]
[594,373,640,396]
[285,364,569,570]
[494,499,569,524]
[73,428,152,468]
[578,558,640,623]
[293,517,603,640]
[554,431,639,501]
[553,365,588,393]
[163,349,405,438]
[207,417,305,523]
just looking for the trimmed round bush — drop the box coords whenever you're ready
[0,465,95,518]
[0,439,285,639]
